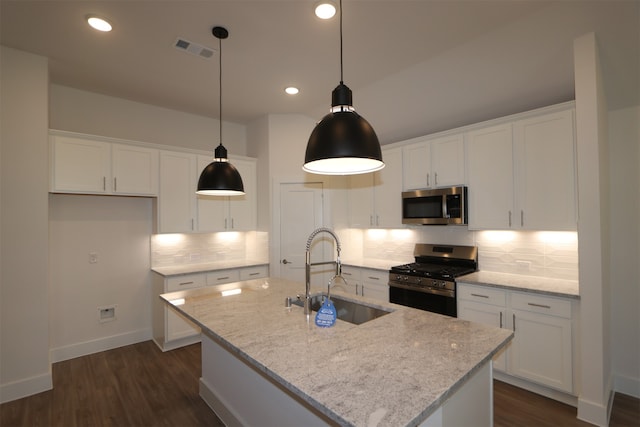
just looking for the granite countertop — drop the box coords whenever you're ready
[151,260,268,277]
[341,258,404,271]
[458,271,580,299]
[161,277,512,427]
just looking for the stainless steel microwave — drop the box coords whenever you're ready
[401,186,468,225]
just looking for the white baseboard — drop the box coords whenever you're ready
[49,328,152,363]
[614,373,640,399]
[0,371,52,404]
[577,392,613,427]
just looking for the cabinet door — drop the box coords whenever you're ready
[430,134,465,187]
[111,144,158,195]
[166,274,205,342]
[509,308,573,392]
[339,266,361,296]
[373,147,403,228]
[348,173,375,228]
[159,151,196,233]
[50,135,110,193]
[360,269,388,302]
[228,158,257,231]
[514,109,576,230]
[457,299,507,371]
[402,139,431,190]
[196,155,228,232]
[466,124,514,230]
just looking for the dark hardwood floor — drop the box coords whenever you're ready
[1,340,638,426]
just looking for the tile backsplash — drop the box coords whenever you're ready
[151,231,269,267]
[357,228,578,281]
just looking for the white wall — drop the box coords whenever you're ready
[0,47,51,403]
[48,194,153,362]
[50,84,247,155]
[609,105,640,398]
[574,32,612,426]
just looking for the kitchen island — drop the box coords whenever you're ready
[160,277,512,426]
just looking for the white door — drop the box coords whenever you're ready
[279,182,324,285]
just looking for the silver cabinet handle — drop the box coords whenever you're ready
[249,272,259,276]
[508,211,512,227]
[499,311,503,328]
[114,177,117,192]
[179,281,194,286]
[224,218,228,229]
[216,276,229,281]
[513,313,516,332]
[368,276,379,280]
[281,259,291,264]
[426,173,430,187]
[527,302,551,309]
[434,172,438,186]
[376,215,380,226]
[370,215,374,226]
[231,218,234,229]
[470,293,489,299]
[103,176,106,191]
[521,210,524,226]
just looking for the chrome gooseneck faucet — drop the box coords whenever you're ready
[304,227,342,317]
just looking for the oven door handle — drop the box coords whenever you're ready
[388,282,455,298]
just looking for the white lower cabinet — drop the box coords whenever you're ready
[152,265,269,351]
[339,266,388,303]
[457,283,575,395]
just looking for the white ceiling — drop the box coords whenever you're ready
[1,0,638,144]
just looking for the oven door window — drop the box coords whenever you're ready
[389,286,457,317]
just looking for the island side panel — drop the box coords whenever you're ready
[199,333,335,427]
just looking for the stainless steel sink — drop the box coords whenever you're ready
[292,294,392,325]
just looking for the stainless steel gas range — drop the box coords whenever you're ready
[388,243,478,317]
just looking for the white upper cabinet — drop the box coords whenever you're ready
[402,133,465,190]
[513,109,577,231]
[50,134,158,196]
[196,156,257,232]
[467,106,576,231]
[467,123,514,229]
[158,150,197,233]
[348,146,402,228]
[111,143,159,195]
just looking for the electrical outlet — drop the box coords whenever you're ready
[89,252,98,264]
[98,305,117,323]
[515,260,532,271]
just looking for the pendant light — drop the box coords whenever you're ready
[197,26,245,196]
[303,0,384,175]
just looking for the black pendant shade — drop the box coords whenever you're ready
[196,26,245,196]
[303,0,384,175]
[304,83,383,175]
[197,145,244,196]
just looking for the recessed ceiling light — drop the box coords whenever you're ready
[285,86,299,95]
[315,2,336,19]
[86,15,113,32]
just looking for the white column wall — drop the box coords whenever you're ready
[0,47,51,403]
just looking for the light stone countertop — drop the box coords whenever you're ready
[161,277,513,427]
[458,271,580,299]
[341,258,405,271]
[151,260,268,277]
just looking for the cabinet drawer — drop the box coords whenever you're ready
[240,265,268,281]
[510,292,571,319]
[361,268,387,283]
[206,270,240,286]
[340,266,362,280]
[167,273,206,292]
[458,284,507,307]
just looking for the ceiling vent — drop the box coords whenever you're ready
[174,38,215,59]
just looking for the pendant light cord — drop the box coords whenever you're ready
[339,0,343,84]
[218,35,223,149]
